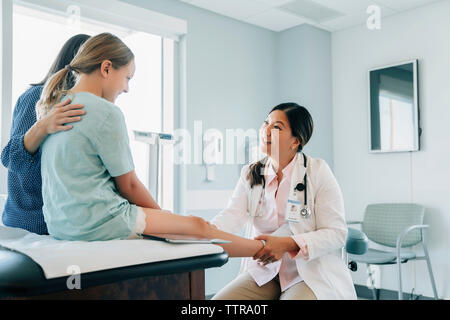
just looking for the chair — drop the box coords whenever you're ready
[348,203,438,300]
[345,227,369,272]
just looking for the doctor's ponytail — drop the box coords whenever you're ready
[247,102,314,188]
[247,156,269,188]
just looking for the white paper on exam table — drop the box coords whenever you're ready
[141,234,231,244]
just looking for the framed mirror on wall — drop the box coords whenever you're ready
[368,59,420,153]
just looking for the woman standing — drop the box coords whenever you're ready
[1,34,90,234]
[211,103,356,300]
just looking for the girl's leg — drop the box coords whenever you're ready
[141,207,264,257]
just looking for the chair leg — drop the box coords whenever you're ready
[367,264,378,300]
[422,240,439,300]
[371,287,379,300]
[397,254,403,300]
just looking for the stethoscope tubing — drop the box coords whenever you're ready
[253,153,310,218]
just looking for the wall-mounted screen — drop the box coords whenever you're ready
[368,60,420,153]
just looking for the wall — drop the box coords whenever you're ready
[332,0,450,299]
[276,24,333,167]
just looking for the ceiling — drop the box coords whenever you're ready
[177,0,443,32]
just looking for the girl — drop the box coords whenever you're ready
[36,33,263,257]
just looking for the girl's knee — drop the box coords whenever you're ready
[190,216,209,238]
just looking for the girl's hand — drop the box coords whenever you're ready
[40,98,85,134]
[253,235,298,266]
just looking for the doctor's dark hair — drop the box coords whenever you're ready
[31,34,91,87]
[247,102,314,188]
[36,33,134,120]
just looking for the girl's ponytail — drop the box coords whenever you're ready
[36,67,71,120]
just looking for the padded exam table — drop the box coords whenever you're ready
[0,227,228,300]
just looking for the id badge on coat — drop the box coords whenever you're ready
[286,199,302,223]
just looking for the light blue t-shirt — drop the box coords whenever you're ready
[41,91,137,241]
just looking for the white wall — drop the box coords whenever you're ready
[276,24,333,168]
[332,0,450,299]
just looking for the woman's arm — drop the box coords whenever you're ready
[1,90,40,171]
[23,98,85,154]
[114,170,161,209]
[1,92,84,172]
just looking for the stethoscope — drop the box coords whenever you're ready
[252,153,311,219]
[295,153,311,219]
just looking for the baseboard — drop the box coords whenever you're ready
[354,284,436,300]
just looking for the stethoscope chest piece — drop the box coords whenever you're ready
[300,207,311,218]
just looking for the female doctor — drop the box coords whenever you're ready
[211,102,356,300]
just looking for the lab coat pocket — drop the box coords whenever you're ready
[303,205,316,230]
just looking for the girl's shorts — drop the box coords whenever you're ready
[127,206,147,239]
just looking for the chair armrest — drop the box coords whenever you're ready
[347,221,363,225]
[396,225,429,258]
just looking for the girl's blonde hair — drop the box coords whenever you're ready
[36,32,134,120]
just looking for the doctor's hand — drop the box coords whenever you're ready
[253,235,299,266]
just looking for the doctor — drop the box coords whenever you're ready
[211,102,356,300]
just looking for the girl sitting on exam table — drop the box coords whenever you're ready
[36,32,264,258]
[211,103,357,300]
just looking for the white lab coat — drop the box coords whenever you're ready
[211,153,357,300]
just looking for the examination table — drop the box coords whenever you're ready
[0,226,228,300]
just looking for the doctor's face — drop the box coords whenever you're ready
[259,110,300,159]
